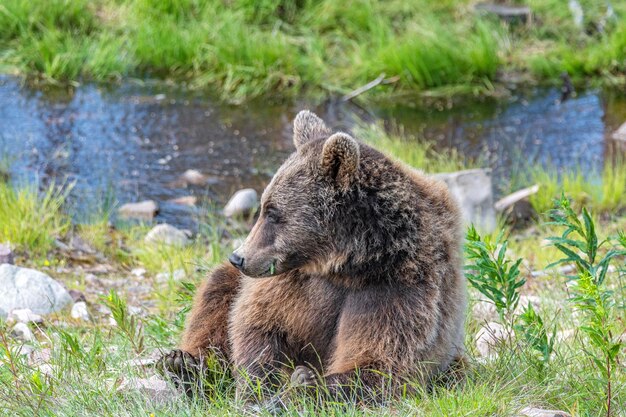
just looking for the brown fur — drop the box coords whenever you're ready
[169,110,467,403]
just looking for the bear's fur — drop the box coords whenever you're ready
[162,110,467,403]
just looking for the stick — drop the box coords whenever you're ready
[341,73,387,102]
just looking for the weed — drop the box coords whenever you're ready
[102,290,145,355]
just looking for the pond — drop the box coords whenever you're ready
[1,76,624,229]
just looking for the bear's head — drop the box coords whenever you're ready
[229,110,360,278]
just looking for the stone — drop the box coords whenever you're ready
[433,169,496,232]
[223,188,258,218]
[131,268,147,277]
[11,323,34,342]
[118,200,159,220]
[155,269,186,283]
[7,308,43,325]
[475,3,532,25]
[231,238,245,251]
[612,121,626,142]
[68,289,87,303]
[28,348,52,366]
[0,264,72,317]
[71,302,90,321]
[168,195,197,206]
[0,243,14,264]
[472,300,497,321]
[116,375,179,405]
[145,224,191,247]
[476,322,510,358]
[520,407,571,417]
[180,169,209,186]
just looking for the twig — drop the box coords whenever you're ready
[341,73,399,102]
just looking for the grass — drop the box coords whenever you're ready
[0,180,71,255]
[2,0,626,102]
[0,171,625,415]
[355,123,477,173]
[528,158,626,216]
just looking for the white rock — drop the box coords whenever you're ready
[180,169,209,186]
[116,375,179,405]
[131,268,147,277]
[433,169,496,233]
[11,323,34,342]
[118,200,159,220]
[71,302,90,321]
[231,238,245,251]
[0,264,72,317]
[145,224,191,247]
[8,308,43,325]
[476,322,510,358]
[0,243,14,264]
[155,269,186,283]
[223,188,258,218]
[472,300,497,321]
[520,406,571,417]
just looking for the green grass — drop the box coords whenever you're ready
[2,0,626,102]
[355,123,477,173]
[0,180,71,255]
[528,158,626,216]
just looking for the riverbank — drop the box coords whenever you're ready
[0,163,625,415]
[1,0,625,103]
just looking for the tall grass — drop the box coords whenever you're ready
[354,123,476,173]
[529,158,626,216]
[0,180,71,255]
[2,0,624,101]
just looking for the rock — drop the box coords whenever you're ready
[518,295,542,311]
[0,264,72,317]
[7,308,43,325]
[116,375,179,405]
[556,329,576,343]
[223,188,258,218]
[476,322,510,358]
[520,407,571,417]
[612,121,626,142]
[494,185,539,225]
[433,169,496,233]
[118,200,159,220]
[131,268,147,277]
[475,3,532,25]
[155,269,186,283]
[180,169,209,186]
[28,348,52,366]
[68,289,87,303]
[145,224,191,247]
[168,195,197,206]
[71,302,90,321]
[568,0,584,28]
[0,243,14,264]
[472,300,497,321]
[11,323,34,342]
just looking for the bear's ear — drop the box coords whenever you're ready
[293,110,331,149]
[321,132,360,190]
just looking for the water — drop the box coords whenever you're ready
[1,77,624,228]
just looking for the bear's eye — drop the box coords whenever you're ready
[265,207,280,224]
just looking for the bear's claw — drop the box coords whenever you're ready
[290,365,318,387]
[158,349,206,396]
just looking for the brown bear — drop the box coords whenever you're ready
[161,110,467,404]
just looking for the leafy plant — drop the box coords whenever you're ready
[465,225,525,324]
[102,290,145,355]
[547,195,626,416]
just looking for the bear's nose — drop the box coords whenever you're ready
[229,252,244,270]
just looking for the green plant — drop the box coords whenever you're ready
[102,290,145,355]
[0,180,71,254]
[547,195,626,416]
[465,225,525,324]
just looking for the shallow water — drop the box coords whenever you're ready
[1,77,624,228]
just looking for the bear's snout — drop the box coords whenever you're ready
[228,252,244,270]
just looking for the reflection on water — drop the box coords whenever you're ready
[1,77,624,228]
